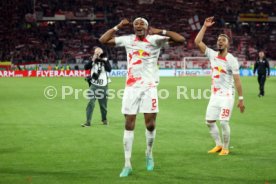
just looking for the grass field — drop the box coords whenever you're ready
[0,76,275,184]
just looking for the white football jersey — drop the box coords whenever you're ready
[115,34,168,87]
[205,47,240,97]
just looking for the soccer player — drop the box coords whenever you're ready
[99,17,185,176]
[194,17,245,156]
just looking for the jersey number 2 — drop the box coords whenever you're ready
[152,99,157,110]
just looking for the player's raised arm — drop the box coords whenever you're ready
[149,27,185,43]
[194,16,215,53]
[99,19,130,46]
[233,74,245,113]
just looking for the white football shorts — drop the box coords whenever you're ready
[206,95,235,121]
[122,87,158,115]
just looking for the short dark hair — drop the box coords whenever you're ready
[218,34,230,41]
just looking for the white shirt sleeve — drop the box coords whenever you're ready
[153,35,169,48]
[115,35,129,47]
[230,56,240,74]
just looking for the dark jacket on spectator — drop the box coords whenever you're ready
[253,58,270,76]
[84,54,111,72]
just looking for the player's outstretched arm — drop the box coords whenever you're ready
[148,27,185,43]
[233,74,245,113]
[194,16,215,53]
[99,19,130,46]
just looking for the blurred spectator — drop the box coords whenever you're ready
[0,0,275,65]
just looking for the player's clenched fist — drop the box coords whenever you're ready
[117,19,130,29]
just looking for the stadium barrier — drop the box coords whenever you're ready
[0,70,90,77]
[1,69,275,78]
[109,69,213,77]
[239,68,276,76]
[110,69,276,77]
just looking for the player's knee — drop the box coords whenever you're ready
[124,115,136,130]
[206,120,216,126]
[220,120,229,127]
[146,124,155,131]
[125,122,135,130]
[145,116,155,131]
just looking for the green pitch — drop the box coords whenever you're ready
[0,77,275,184]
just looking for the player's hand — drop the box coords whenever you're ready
[237,100,245,113]
[204,17,215,28]
[148,27,162,35]
[117,18,130,29]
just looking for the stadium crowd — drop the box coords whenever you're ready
[0,0,275,67]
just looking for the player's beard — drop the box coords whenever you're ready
[218,48,224,52]
[218,45,226,52]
